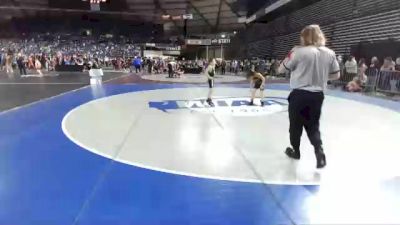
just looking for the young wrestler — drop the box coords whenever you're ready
[247,70,266,106]
[205,58,216,106]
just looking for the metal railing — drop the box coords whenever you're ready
[361,68,379,92]
[376,70,400,95]
[330,68,400,95]
[332,72,357,87]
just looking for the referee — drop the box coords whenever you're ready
[278,24,340,169]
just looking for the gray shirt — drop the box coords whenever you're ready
[283,46,339,92]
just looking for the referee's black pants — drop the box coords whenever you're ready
[288,89,324,152]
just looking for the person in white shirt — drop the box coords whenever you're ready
[345,56,358,75]
[278,24,340,169]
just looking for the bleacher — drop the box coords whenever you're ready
[330,9,400,55]
[243,0,400,58]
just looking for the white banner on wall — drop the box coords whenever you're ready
[143,50,164,58]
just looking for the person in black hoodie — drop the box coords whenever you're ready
[17,53,27,76]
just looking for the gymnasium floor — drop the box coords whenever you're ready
[0,72,399,225]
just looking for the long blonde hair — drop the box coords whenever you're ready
[300,24,326,47]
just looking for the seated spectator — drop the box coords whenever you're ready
[345,58,368,92]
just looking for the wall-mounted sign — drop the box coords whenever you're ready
[186,39,230,46]
[163,50,181,56]
[211,39,231,44]
[172,15,182,20]
[185,39,212,46]
[182,14,193,20]
[164,46,181,51]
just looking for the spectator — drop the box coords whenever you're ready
[337,55,344,77]
[394,57,400,71]
[5,51,13,74]
[167,61,174,78]
[370,56,380,70]
[381,57,395,71]
[147,58,153,74]
[344,56,357,75]
[35,56,43,76]
[345,58,368,92]
[17,53,27,75]
[266,59,272,74]
[221,60,226,75]
[133,57,142,73]
[379,57,396,90]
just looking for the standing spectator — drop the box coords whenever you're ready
[235,60,240,74]
[167,61,174,78]
[133,57,142,73]
[278,24,340,169]
[0,52,5,71]
[381,57,395,71]
[381,57,397,92]
[271,59,280,76]
[147,58,153,74]
[40,54,47,71]
[369,56,380,74]
[358,58,368,79]
[337,55,344,78]
[230,60,235,73]
[142,57,147,71]
[35,56,43,76]
[5,51,14,74]
[28,55,34,69]
[370,56,380,69]
[344,56,358,76]
[221,60,226,75]
[395,57,400,71]
[17,53,27,76]
[266,59,272,74]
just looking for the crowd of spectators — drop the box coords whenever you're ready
[0,33,399,94]
[0,33,140,76]
[0,31,284,78]
[341,55,400,92]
